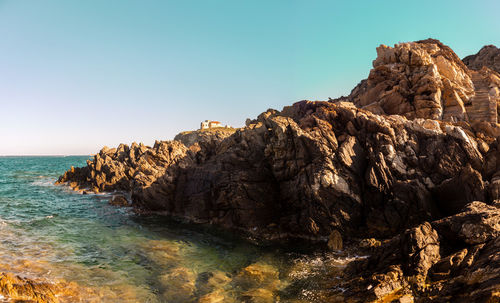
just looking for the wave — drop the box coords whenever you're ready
[31,176,55,187]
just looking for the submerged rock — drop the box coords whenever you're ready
[327,230,343,251]
[0,272,95,303]
[159,267,197,302]
[0,272,57,303]
[233,262,282,303]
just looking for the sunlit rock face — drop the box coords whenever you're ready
[350,39,500,123]
[463,47,500,124]
[464,44,500,74]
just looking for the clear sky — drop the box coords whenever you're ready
[1,0,499,155]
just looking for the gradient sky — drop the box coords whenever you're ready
[1,0,499,155]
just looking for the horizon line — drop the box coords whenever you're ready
[0,154,92,157]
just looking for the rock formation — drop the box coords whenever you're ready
[56,141,191,193]
[464,44,500,74]
[350,39,500,124]
[58,100,493,242]
[341,201,500,302]
[174,127,237,147]
[56,39,500,302]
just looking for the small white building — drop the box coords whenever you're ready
[200,120,224,130]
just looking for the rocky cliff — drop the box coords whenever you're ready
[57,39,500,302]
[464,44,500,73]
[350,39,500,124]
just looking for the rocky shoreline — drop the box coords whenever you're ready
[56,39,500,302]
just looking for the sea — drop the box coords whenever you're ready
[0,156,355,302]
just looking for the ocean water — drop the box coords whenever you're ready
[0,156,354,302]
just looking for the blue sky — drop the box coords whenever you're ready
[0,0,499,155]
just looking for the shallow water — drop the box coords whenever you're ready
[0,156,357,302]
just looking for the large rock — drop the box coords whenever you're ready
[350,39,500,124]
[350,39,474,121]
[341,202,500,302]
[433,201,500,245]
[463,45,500,74]
[56,140,191,193]
[58,100,489,242]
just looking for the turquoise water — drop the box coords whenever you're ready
[0,156,352,302]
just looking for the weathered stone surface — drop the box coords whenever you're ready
[350,39,474,121]
[174,127,237,147]
[350,39,500,124]
[57,140,191,193]
[341,202,500,302]
[58,100,490,243]
[464,45,500,74]
[466,68,500,123]
[433,201,500,245]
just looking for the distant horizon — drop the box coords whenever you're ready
[0,154,92,157]
[1,0,499,155]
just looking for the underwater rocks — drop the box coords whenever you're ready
[0,272,58,303]
[0,272,93,303]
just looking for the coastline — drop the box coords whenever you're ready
[55,39,500,302]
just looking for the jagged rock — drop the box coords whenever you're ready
[58,100,489,242]
[350,39,474,121]
[463,45,500,74]
[350,39,500,124]
[433,201,500,245]
[57,140,190,193]
[341,202,500,302]
[432,164,485,215]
